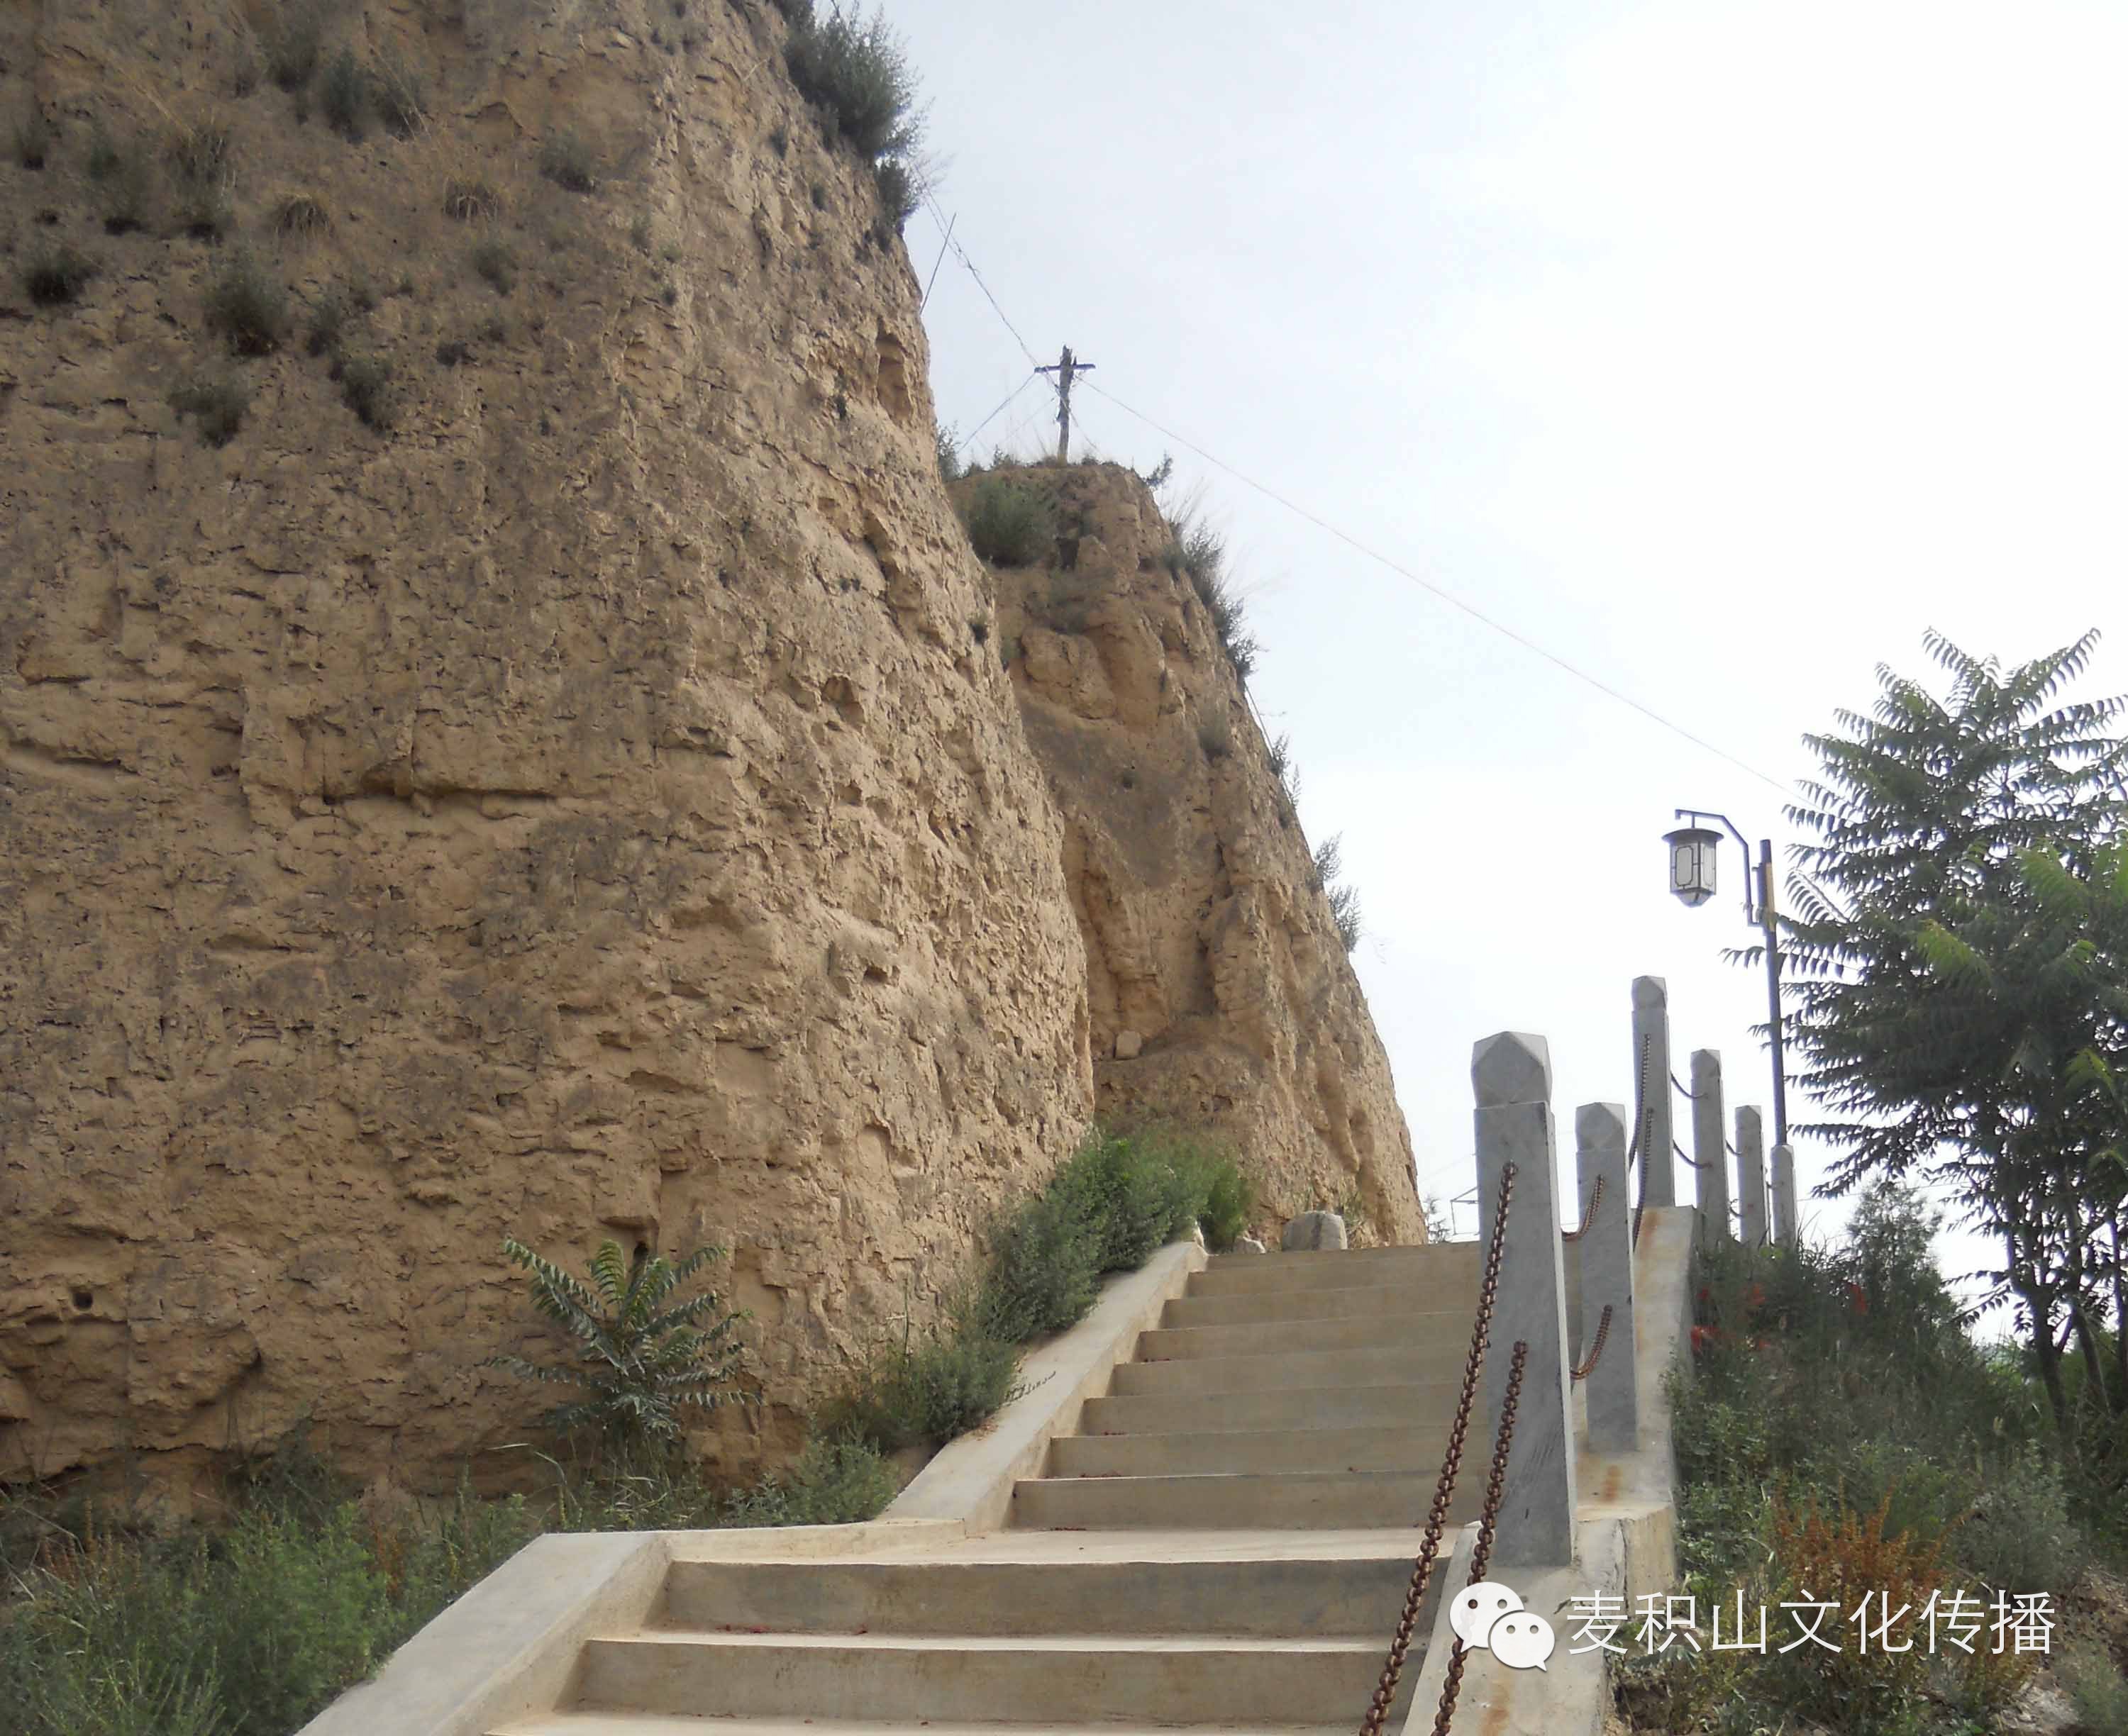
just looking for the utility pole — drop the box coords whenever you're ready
[1036,345,1095,462]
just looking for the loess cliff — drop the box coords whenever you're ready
[978,464,1422,1248]
[0,0,1418,1495]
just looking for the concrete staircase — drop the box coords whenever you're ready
[497,1239,1481,1735]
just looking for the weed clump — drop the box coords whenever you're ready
[88,131,151,234]
[205,252,289,354]
[960,476,1054,566]
[263,4,324,91]
[538,130,599,194]
[1165,513,1257,679]
[442,177,501,222]
[170,374,250,446]
[338,354,395,429]
[815,1128,1248,1458]
[372,51,425,137]
[720,1433,898,1527]
[470,238,516,294]
[21,239,96,306]
[318,49,366,138]
[169,118,232,184]
[273,191,331,236]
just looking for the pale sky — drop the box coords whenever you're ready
[888,0,2128,1308]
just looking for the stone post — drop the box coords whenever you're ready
[1473,1032,1576,1567]
[1772,1143,1799,1247]
[1690,1049,1730,1251]
[1631,977,1675,1208]
[1736,1106,1768,1247]
[1574,1102,1638,1452]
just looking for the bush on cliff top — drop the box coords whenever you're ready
[960,475,1054,566]
[781,2,927,230]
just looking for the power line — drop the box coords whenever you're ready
[921,196,1041,369]
[1082,380,1795,798]
[961,369,1042,448]
[921,211,1795,798]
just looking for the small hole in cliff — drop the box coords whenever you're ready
[1120,771,1137,790]
[633,1240,650,1264]
[864,966,888,985]
[72,1289,93,1311]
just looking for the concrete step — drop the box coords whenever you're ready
[1193,1242,1480,1296]
[657,1554,1418,1639]
[1082,1380,1460,1437]
[1161,1284,1473,1330]
[1049,1423,1449,1479]
[572,1631,1415,1727]
[1136,1313,1467,1361]
[1108,1345,1471,1398]
[1009,1469,1470,1531]
[502,1717,1363,1735]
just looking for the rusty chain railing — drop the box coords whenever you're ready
[1558,1172,1603,1245]
[1570,1303,1613,1381]
[1427,1338,1529,1736]
[1353,1161,1517,1736]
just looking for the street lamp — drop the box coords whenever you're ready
[1663,810,1790,1147]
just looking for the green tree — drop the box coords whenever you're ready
[484,1239,748,1453]
[1778,630,2127,1424]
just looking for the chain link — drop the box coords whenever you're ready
[1559,1172,1604,1245]
[1570,1303,1614,1381]
[1353,1162,1518,1736]
[1428,1339,1528,1736]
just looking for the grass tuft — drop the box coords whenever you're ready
[170,372,250,446]
[338,354,395,429]
[372,51,425,137]
[319,48,367,140]
[442,178,501,222]
[21,239,97,306]
[273,191,331,236]
[170,118,233,185]
[538,130,598,194]
[263,3,324,91]
[89,134,152,235]
[204,252,289,354]
[470,238,516,294]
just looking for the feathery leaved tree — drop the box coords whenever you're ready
[1776,630,2128,1425]
[484,1238,748,1453]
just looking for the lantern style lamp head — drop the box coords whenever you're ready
[1664,825,1722,908]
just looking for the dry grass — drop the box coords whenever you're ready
[272,191,331,236]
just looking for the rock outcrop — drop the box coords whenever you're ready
[0,0,1417,1495]
[981,464,1423,1247]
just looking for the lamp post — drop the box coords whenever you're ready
[1661,810,1790,1147]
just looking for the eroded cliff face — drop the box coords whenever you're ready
[980,464,1424,1248]
[0,0,1094,1491]
[0,1,1422,1496]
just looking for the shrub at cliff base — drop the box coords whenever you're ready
[821,1127,1253,1453]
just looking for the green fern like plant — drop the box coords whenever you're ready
[484,1238,748,1448]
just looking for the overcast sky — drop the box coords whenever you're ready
[886,0,2128,1304]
